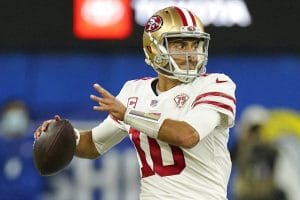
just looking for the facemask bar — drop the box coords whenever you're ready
[156,31,210,82]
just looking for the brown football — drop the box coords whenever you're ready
[33,119,76,176]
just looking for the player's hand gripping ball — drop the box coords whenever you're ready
[33,120,76,176]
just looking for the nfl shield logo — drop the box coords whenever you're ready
[150,100,158,107]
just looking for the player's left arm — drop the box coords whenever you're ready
[157,107,221,148]
[122,106,221,148]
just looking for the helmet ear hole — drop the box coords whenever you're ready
[154,55,162,65]
[154,55,168,66]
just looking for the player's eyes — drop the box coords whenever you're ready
[175,43,184,49]
[169,40,203,51]
[192,43,199,50]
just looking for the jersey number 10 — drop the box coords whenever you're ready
[129,128,186,178]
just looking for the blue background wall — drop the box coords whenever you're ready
[1,53,298,120]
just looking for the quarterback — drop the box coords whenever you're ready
[35,6,236,200]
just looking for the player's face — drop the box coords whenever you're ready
[167,38,204,70]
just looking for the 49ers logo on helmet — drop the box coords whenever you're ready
[145,15,163,32]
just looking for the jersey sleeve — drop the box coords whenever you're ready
[92,116,128,154]
[91,80,134,154]
[191,74,236,127]
[182,107,221,140]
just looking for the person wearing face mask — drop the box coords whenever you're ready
[0,100,30,138]
[0,100,45,199]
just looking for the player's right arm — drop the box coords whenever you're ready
[75,116,127,159]
[33,115,99,159]
[75,129,99,159]
[34,115,127,160]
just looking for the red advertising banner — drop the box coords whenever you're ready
[73,0,132,39]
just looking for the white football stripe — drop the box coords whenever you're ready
[180,7,194,26]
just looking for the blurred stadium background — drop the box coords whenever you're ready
[0,0,299,200]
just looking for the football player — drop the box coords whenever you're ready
[35,6,236,200]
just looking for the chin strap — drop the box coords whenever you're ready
[124,108,164,139]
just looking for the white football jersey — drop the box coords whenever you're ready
[93,73,236,200]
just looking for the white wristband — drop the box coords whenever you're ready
[124,108,164,138]
[74,128,80,146]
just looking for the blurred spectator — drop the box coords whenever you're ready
[0,100,45,200]
[231,105,286,200]
[260,110,300,200]
[0,100,30,138]
[232,105,300,200]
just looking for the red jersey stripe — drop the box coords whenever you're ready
[174,7,188,26]
[192,100,234,114]
[193,92,236,105]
